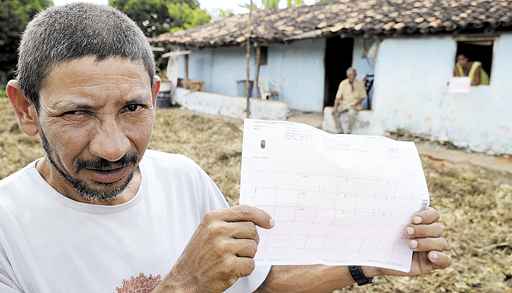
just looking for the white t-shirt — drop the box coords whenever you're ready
[0,150,270,293]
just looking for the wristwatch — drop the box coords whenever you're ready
[348,266,373,286]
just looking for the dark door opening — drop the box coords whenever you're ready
[324,37,354,108]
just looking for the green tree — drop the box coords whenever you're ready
[109,0,211,37]
[218,9,235,18]
[262,0,279,9]
[167,2,211,32]
[257,0,303,10]
[0,0,52,86]
[286,0,302,7]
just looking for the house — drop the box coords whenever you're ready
[153,0,512,155]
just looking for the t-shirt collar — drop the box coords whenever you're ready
[26,159,146,214]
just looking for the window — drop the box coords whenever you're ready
[454,38,494,86]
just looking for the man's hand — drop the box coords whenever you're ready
[155,206,273,293]
[332,97,342,114]
[350,97,366,110]
[380,207,451,277]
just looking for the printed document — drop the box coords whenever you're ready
[239,119,430,272]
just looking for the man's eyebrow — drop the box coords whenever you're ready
[125,96,151,104]
[50,100,97,110]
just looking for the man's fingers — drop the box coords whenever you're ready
[428,251,451,269]
[225,239,258,258]
[412,207,440,225]
[231,257,256,278]
[409,237,449,252]
[217,205,274,229]
[229,222,259,243]
[406,223,444,239]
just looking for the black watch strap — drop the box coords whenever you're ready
[348,266,373,286]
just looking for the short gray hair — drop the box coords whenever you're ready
[17,3,155,108]
[346,67,357,75]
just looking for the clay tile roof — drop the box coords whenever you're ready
[152,0,512,48]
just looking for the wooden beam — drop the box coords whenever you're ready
[245,0,254,118]
[255,46,262,98]
[184,54,190,82]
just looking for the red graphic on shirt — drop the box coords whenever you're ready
[115,273,162,293]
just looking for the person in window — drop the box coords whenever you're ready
[332,68,367,134]
[453,54,490,86]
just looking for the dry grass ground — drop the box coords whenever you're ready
[0,98,511,292]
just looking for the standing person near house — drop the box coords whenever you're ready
[453,54,490,86]
[331,68,367,134]
[2,4,451,293]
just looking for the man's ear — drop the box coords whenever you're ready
[6,80,39,136]
[151,75,161,108]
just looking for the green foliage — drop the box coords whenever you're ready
[258,0,303,10]
[218,9,234,18]
[287,0,302,7]
[167,3,211,32]
[315,0,336,4]
[0,0,52,85]
[109,0,211,37]
[262,0,280,9]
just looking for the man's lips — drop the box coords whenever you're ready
[84,165,131,184]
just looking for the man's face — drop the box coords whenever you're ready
[347,70,357,82]
[36,57,157,202]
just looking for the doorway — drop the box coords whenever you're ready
[324,37,354,108]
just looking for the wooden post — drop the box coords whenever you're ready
[184,54,190,82]
[245,0,253,118]
[255,46,262,98]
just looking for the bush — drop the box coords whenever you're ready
[0,0,53,82]
[110,0,211,37]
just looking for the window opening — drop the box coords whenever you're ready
[454,39,494,86]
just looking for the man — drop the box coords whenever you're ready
[1,4,450,293]
[453,54,490,86]
[331,68,367,134]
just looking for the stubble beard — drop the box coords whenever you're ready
[39,129,136,202]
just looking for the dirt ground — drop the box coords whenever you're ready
[0,98,511,292]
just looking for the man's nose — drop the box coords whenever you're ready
[89,118,131,162]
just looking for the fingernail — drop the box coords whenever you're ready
[406,227,415,236]
[269,218,275,228]
[409,240,418,249]
[413,216,422,224]
[429,252,438,261]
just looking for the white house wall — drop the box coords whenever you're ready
[352,38,376,78]
[259,39,326,112]
[177,47,258,97]
[174,88,289,120]
[178,38,326,112]
[370,35,512,154]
